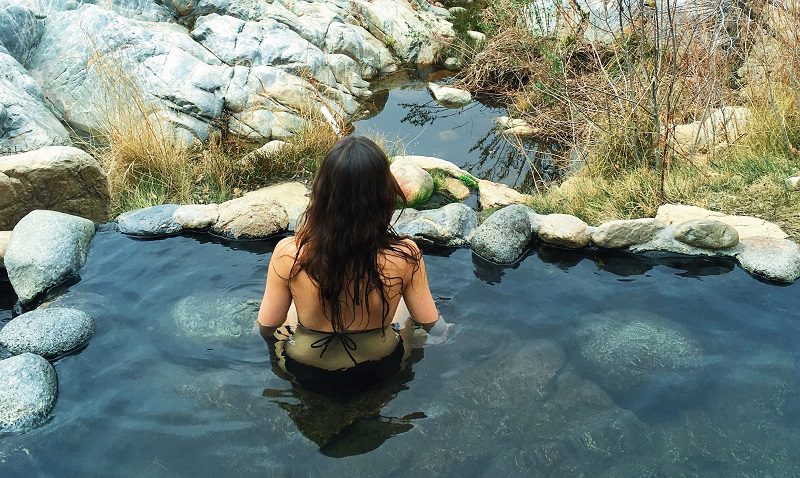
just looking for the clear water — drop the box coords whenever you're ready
[1,229,798,476]
[353,73,566,191]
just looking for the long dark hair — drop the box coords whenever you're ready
[292,136,420,332]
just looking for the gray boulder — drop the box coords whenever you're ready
[469,204,534,263]
[117,204,182,237]
[0,146,110,230]
[0,352,58,433]
[5,210,95,304]
[173,293,260,339]
[592,218,665,249]
[537,213,591,249]
[673,219,739,249]
[0,46,71,154]
[394,203,478,247]
[0,2,43,63]
[0,307,94,358]
[573,309,702,399]
[733,237,800,283]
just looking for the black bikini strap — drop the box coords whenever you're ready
[309,332,359,366]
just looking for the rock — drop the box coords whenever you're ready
[0,146,110,230]
[443,57,461,70]
[173,293,260,339]
[427,83,472,107]
[469,204,534,263]
[448,6,468,14]
[0,353,58,433]
[785,176,800,191]
[5,210,95,304]
[673,219,739,249]
[0,45,71,154]
[253,140,290,157]
[212,196,288,240]
[394,203,478,247]
[493,116,529,129]
[501,124,541,138]
[537,214,590,248]
[733,237,800,283]
[390,161,434,204]
[117,204,182,237]
[655,204,787,240]
[0,307,94,358]
[0,230,9,268]
[592,218,666,248]
[477,179,532,209]
[629,226,723,257]
[241,182,309,231]
[172,204,219,230]
[671,106,751,155]
[466,30,486,45]
[391,155,471,179]
[573,309,702,399]
[442,177,471,200]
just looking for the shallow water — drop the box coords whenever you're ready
[1,229,798,476]
[353,74,566,190]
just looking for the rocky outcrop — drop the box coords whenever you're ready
[212,195,288,239]
[394,203,478,247]
[469,204,534,263]
[173,293,260,339]
[19,1,453,143]
[673,219,739,249]
[0,352,58,433]
[427,83,472,107]
[537,213,591,249]
[0,146,109,230]
[117,204,183,237]
[391,161,434,204]
[5,210,95,304]
[0,307,94,358]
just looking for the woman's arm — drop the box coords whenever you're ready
[257,238,294,339]
[401,241,439,330]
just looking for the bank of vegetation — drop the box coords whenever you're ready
[454,0,800,238]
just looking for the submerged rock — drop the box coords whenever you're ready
[173,293,260,339]
[212,196,288,239]
[573,309,702,400]
[5,210,95,304]
[394,203,478,247]
[391,161,434,204]
[117,204,182,237]
[0,352,58,433]
[0,146,110,230]
[537,214,591,249]
[656,203,787,240]
[592,218,665,249]
[172,204,219,230]
[469,204,534,263]
[673,219,739,249]
[427,83,472,107]
[477,179,532,209]
[733,237,800,283]
[0,307,94,358]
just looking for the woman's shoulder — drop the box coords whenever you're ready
[271,236,299,271]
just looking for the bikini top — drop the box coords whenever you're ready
[296,321,399,367]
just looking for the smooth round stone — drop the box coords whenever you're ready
[173,293,261,339]
[0,307,94,358]
[538,214,590,249]
[426,83,472,107]
[674,219,739,249]
[469,204,534,263]
[394,203,478,247]
[734,237,800,283]
[0,353,58,433]
[390,161,434,204]
[211,197,288,239]
[117,204,182,237]
[172,204,219,230]
[592,218,666,249]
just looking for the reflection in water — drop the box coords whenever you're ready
[263,347,425,457]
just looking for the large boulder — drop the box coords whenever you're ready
[391,161,434,204]
[537,214,591,249]
[394,203,478,247]
[242,182,309,231]
[173,293,260,339]
[0,45,71,154]
[655,203,787,240]
[592,218,666,249]
[4,210,95,304]
[117,204,182,237]
[673,219,739,249]
[0,352,58,433]
[0,307,94,358]
[212,195,288,239]
[469,204,534,263]
[477,179,532,209]
[573,309,703,400]
[733,237,800,283]
[0,146,110,230]
[172,203,219,230]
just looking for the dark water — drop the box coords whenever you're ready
[353,74,566,191]
[1,229,798,476]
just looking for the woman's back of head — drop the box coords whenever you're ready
[293,136,420,332]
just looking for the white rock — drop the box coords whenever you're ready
[785,176,800,191]
[493,116,529,129]
[478,179,532,209]
[442,177,471,200]
[592,218,666,248]
[172,204,219,230]
[537,214,591,249]
[502,124,541,138]
[656,204,787,240]
[427,83,472,107]
[671,106,751,155]
[391,155,471,179]
[444,57,461,70]
[466,30,486,45]
[733,237,800,283]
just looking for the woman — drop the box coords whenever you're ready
[256,136,441,391]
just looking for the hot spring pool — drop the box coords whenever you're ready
[1,228,798,476]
